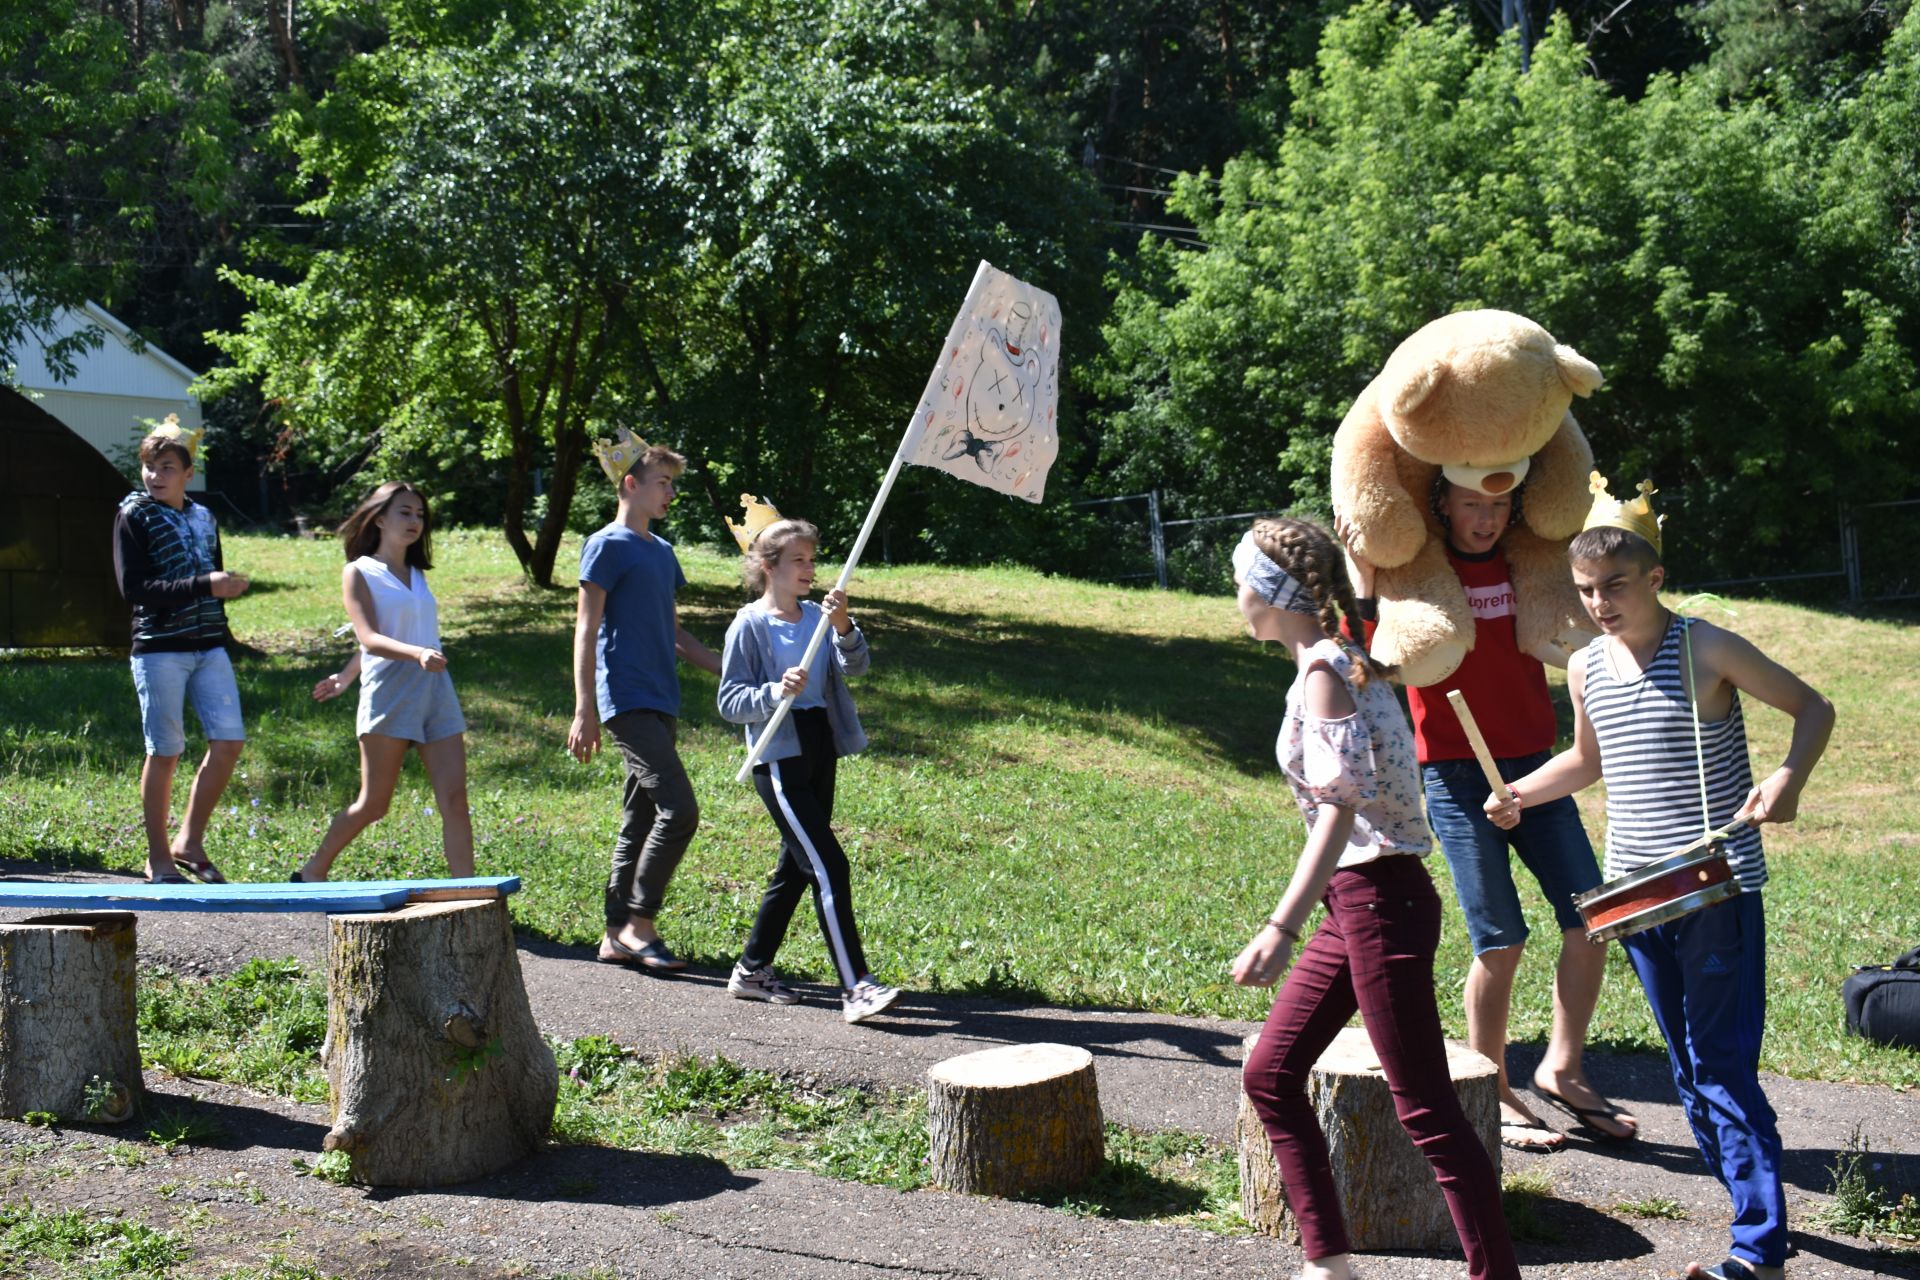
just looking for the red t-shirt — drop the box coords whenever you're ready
[1414,548,1556,763]
[1353,547,1558,764]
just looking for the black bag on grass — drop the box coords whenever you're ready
[1844,945,1920,1051]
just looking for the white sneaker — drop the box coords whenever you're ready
[841,977,899,1024]
[728,962,800,1005]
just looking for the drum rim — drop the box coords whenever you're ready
[1572,841,1730,909]
[1582,880,1743,943]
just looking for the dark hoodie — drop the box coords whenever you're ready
[111,491,231,654]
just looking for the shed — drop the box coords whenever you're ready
[9,299,206,492]
[0,385,131,648]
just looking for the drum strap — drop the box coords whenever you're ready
[1683,616,1710,841]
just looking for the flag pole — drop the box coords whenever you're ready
[734,260,997,783]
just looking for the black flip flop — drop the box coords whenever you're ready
[598,936,687,973]
[1499,1118,1566,1153]
[171,851,227,885]
[145,873,190,885]
[1534,1083,1637,1142]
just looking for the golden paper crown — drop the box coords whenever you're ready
[149,413,204,460]
[724,494,785,553]
[591,425,652,485]
[1583,471,1664,555]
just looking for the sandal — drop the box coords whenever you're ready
[170,850,227,885]
[598,936,687,972]
[144,872,189,885]
[1500,1118,1565,1153]
[1533,1082,1637,1142]
[1687,1257,1760,1280]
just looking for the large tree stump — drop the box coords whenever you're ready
[1237,1027,1499,1248]
[927,1043,1103,1197]
[324,898,556,1186]
[0,912,140,1123]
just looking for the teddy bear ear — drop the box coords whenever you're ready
[1390,357,1450,421]
[1555,344,1604,397]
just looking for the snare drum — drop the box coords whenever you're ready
[1572,840,1740,943]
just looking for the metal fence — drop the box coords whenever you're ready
[1079,490,1920,604]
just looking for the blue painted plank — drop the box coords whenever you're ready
[0,876,521,914]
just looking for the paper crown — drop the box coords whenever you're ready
[591,425,651,485]
[148,413,203,460]
[724,494,785,553]
[1583,471,1663,555]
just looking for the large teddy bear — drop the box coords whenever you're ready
[1330,310,1602,688]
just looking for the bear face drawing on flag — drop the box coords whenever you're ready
[943,301,1042,477]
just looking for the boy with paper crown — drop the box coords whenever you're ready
[1485,473,1835,1280]
[568,427,721,972]
[112,415,251,884]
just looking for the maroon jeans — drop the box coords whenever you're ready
[1241,854,1518,1280]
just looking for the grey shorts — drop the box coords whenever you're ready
[357,662,466,743]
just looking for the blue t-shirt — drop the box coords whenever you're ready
[580,525,687,720]
[766,607,830,711]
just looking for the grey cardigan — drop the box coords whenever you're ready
[716,601,870,762]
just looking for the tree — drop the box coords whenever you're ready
[208,0,709,584]
[210,0,1108,577]
[1090,1,1920,577]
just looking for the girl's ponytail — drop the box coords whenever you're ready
[1249,517,1396,688]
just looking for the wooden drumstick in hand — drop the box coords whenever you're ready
[1447,689,1508,799]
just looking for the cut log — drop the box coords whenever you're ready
[323,898,556,1186]
[0,912,141,1123]
[1237,1027,1499,1248]
[926,1042,1103,1197]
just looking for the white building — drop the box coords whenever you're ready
[9,299,206,491]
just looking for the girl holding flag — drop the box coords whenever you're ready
[717,508,897,1024]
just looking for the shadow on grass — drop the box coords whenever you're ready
[0,577,1295,800]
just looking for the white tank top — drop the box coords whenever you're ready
[352,555,440,669]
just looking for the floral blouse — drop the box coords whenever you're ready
[1278,639,1431,867]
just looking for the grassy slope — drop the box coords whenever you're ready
[3,529,1915,1086]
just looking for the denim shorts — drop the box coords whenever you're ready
[1422,751,1600,954]
[130,647,246,757]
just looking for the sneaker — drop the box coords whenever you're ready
[841,977,899,1024]
[728,962,800,1005]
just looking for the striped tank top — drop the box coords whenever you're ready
[1582,615,1766,891]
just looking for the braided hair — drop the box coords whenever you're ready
[1248,517,1396,688]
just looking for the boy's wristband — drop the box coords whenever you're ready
[1505,783,1523,809]
[1264,918,1299,939]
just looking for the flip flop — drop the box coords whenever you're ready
[1534,1083,1638,1142]
[1687,1257,1761,1280]
[598,936,687,972]
[144,873,190,885]
[170,850,227,885]
[1500,1118,1566,1153]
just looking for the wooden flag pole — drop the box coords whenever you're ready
[734,261,997,783]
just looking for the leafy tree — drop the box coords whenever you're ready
[208,0,709,583]
[1091,1,1919,577]
[210,0,1107,578]
[1693,0,1912,95]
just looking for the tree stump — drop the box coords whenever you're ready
[0,912,141,1123]
[1237,1027,1499,1248]
[324,898,556,1187]
[926,1042,1103,1197]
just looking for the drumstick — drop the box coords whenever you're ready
[1446,690,1509,799]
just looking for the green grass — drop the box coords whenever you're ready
[0,1201,188,1276]
[137,958,328,1104]
[6,529,1919,1085]
[1809,1124,1920,1244]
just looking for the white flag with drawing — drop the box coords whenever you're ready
[904,262,1061,503]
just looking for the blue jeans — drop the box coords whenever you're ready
[130,648,246,757]
[1624,892,1785,1268]
[1422,751,1600,954]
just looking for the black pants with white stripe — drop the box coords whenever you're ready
[742,708,869,989]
